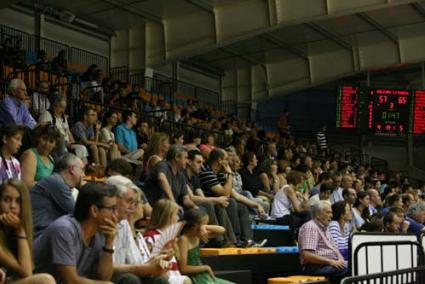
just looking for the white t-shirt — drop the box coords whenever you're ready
[100,127,115,144]
[39,110,70,143]
[271,185,292,218]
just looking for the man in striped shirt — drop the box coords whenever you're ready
[298,201,348,284]
[199,148,253,246]
[317,125,328,153]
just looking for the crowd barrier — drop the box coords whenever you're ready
[350,232,422,276]
[342,265,425,284]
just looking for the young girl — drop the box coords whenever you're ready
[0,179,55,283]
[0,126,26,183]
[178,208,234,284]
[144,199,191,284]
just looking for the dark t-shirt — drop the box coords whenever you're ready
[143,160,188,205]
[239,167,263,196]
[184,171,201,193]
[31,173,75,239]
[34,215,105,283]
[199,163,227,197]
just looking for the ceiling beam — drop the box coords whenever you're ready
[260,34,308,60]
[220,47,261,65]
[304,22,352,51]
[103,0,162,23]
[412,2,425,18]
[357,12,398,44]
[184,0,213,13]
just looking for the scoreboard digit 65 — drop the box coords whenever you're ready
[370,88,410,134]
[336,86,425,135]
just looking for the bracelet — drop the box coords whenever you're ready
[102,246,115,254]
[16,235,28,239]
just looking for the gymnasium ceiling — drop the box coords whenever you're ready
[13,0,425,96]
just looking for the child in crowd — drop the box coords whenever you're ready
[0,179,55,283]
[178,208,234,284]
[144,199,191,284]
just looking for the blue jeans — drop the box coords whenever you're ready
[303,263,349,284]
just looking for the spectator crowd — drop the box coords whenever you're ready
[0,57,424,284]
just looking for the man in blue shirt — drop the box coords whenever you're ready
[406,202,425,236]
[115,110,144,166]
[0,78,36,128]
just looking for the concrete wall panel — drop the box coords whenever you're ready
[215,0,270,43]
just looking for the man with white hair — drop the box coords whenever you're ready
[105,175,172,284]
[298,200,348,284]
[0,78,36,128]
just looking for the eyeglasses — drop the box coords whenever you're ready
[97,205,118,212]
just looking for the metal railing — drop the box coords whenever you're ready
[0,24,109,76]
[353,241,424,276]
[342,266,425,284]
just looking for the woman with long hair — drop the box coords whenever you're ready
[143,132,170,173]
[99,110,121,160]
[352,191,371,229]
[20,124,61,188]
[144,199,191,284]
[0,179,55,283]
[0,125,26,183]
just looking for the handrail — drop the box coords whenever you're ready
[342,265,425,284]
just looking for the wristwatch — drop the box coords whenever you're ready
[102,246,115,254]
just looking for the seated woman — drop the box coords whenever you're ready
[258,158,283,196]
[271,171,310,229]
[329,201,354,260]
[0,125,26,183]
[20,124,61,188]
[0,179,55,283]
[99,111,122,161]
[352,191,371,229]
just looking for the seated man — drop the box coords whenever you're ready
[71,107,109,168]
[105,175,173,284]
[0,78,36,128]
[406,202,425,236]
[31,80,51,118]
[143,144,196,209]
[34,182,119,284]
[298,200,348,284]
[31,153,85,238]
[185,149,236,246]
[114,110,144,162]
[200,148,254,246]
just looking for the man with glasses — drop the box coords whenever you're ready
[31,153,85,238]
[34,182,119,284]
[0,78,36,129]
[72,107,109,168]
[106,175,171,284]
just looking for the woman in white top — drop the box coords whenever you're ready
[100,110,121,160]
[38,95,89,164]
[271,170,310,229]
[352,191,371,229]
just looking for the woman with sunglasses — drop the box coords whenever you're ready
[20,124,61,189]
